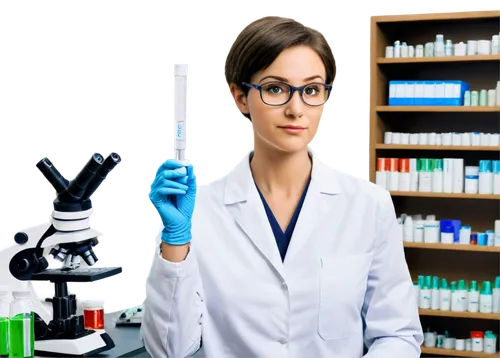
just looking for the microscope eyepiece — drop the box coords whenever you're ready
[36,158,69,194]
[59,153,104,203]
[81,153,121,200]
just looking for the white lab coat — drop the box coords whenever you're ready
[141,149,423,358]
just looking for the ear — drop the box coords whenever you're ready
[230,83,250,115]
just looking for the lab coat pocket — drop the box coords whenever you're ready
[318,253,372,340]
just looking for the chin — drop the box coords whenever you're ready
[271,140,309,154]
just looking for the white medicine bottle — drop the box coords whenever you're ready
[450,281,459,311]
[431,276,440,310]
[403,216,413,242]
[0,286,11,358]
[439,278,451,311]
[419,276,431,309]
[480,281,493,314]
[468,280,479,313]
[493,276,500,313]
[456,280,467,312]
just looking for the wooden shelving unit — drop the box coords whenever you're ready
[370,10,500,358]
[421,347,499,357]
[405,242,500,253]
[377,144,500,151]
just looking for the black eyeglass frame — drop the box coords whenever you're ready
[241,81,333,107]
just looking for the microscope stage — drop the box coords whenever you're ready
[31,267,122,282]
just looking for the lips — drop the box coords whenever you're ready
[280,125,305,129]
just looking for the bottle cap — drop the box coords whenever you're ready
[495,276,500,289]
[469,281,478,291]
[461,225,472,230]
[471,331,484,338]
[479,160,492,173]
[432,276,440,289]
[458,280,467,291]
[419,159,431,172]
[425,276,432,289]
[485,332,496,339]
[451,281,457,292]
[493,160,500,174]
[441,278,449,290]
[83,299,105,310]
[418,275,425,289]
[481,281,492,295]
[434,159,443,171]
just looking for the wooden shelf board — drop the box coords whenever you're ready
[404,242,500,253]
[390,191,500,200]
[378,54,500,64]
[372,11,500,23]
[376,106,500,113]
[421,346,500,357]
[419,309,500,320]
[376,144,500,151]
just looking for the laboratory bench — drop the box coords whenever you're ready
[34,311,149,358]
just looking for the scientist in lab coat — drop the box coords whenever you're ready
[141,15,423,358]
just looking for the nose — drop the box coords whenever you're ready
[285,89,304,118]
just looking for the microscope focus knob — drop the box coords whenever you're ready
[14,232,28,244]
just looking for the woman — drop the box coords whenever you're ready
[141,16,423,358]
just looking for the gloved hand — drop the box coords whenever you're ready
[149,160,196,245]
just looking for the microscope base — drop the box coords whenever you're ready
[35,330,115,357]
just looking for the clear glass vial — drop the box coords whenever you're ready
[9,291,34,358]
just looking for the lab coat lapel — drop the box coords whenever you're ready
[284,151,343,265]
[224,152,286,280]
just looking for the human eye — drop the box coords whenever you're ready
[304,84,322,96]
[263,83,287,95]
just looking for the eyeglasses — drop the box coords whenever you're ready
[241,81,332,106]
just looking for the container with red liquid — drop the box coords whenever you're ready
[82,300,104,330]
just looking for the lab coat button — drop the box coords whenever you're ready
[281,281,287,290]
[278,337,288,344]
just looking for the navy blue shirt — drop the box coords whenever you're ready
[255,178,311,262]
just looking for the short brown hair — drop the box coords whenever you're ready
[225,16,336,121]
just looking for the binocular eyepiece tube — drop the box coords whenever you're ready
[37,152,121,209]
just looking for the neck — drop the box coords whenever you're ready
[250,144,312,197]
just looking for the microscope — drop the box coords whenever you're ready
[0,152,122,356]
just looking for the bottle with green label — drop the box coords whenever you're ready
[439,278,451,311]
[0,286,11,358]
[480,281,493,313]
[468,281,479,313]
[9,291,34,358]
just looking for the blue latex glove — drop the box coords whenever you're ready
[149,160,196,245]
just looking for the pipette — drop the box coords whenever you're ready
[174,64,189,171]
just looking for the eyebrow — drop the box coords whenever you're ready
[259,75,324,83]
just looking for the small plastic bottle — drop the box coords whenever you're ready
[431,276,440,310]
[493,276,500,313]
[480,281,493,313]
[419,276,431,309]
[468,281,479,313]
[450,281,459,311]
[439,278,451,311]
[9,291,34,358]
[0,286,11,358]
[445,39,453,56]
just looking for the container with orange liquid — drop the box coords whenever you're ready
[82,300,104,330]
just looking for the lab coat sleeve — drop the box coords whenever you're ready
[362,190,424,358]
[141,232,205,358]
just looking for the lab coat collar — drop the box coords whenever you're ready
[223,147,342,280]
[224,147,342,205]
